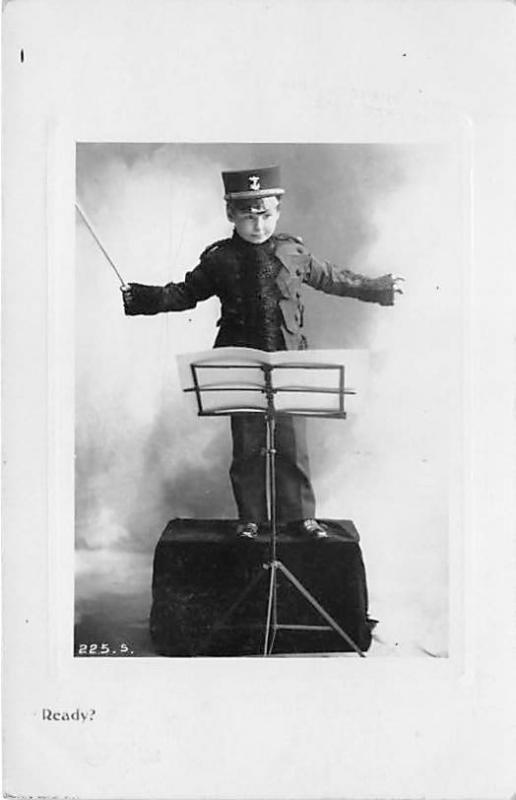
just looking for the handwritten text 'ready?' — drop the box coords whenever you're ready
[42,708,96,722]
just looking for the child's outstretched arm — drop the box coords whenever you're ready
[305,252,404,305]
[121,259,217,316]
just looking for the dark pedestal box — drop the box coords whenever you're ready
[150,518,373,656]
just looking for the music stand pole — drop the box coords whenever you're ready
[262,365,278,655]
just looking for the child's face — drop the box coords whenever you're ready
[227,196,281,244]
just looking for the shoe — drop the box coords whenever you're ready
[236,521,259,539]
[298,519,328,539]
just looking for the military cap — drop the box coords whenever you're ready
[222,166,285,201]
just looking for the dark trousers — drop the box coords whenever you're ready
[229,415,316,524]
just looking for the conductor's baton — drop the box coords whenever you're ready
[75,201,127,287]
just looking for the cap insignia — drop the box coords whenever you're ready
[248,174,261,191]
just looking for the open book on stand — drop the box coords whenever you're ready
[176,347,369,416]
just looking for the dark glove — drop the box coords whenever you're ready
[356,274,396,306]
[120,284,138,315]
[372,274,396,306]
[362,273,405,306]
[120,282,165,316]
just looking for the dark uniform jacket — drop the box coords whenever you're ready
[124,231,395,350]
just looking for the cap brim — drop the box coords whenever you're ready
[224,188,285,201]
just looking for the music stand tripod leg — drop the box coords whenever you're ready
[276,561,365,657]
[263,561,278,656]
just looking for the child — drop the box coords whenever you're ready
[122,166,403,539]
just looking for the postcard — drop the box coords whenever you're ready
[2,1,516,798]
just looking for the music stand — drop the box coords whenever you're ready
[184,354,366,657]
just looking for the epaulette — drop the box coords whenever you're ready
[199,238,231,260]
[275,232,304,245]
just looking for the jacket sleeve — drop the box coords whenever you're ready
[123,258,218,316]
[304,252,395,306]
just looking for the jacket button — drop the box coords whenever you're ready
[295,269,302,276]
